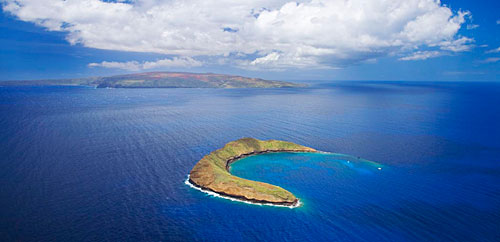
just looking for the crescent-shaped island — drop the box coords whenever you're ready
[187,138,317,207]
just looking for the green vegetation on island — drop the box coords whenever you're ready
[0,72,304,88]
[188,138,317,206]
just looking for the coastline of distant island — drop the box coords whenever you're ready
[0,72,305,89]
[187,138,317,207]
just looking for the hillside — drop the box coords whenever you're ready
[0,72,304,88]
[188,138,317,206]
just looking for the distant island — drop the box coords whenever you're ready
[187,138,317,207]
[0,72,304,88]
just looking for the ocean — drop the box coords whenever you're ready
[1,81,499,241]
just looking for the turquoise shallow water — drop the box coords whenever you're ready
[1,81,499,241]
[231,152,384,207]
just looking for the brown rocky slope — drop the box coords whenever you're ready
[188,138,317,206]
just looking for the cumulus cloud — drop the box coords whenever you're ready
[2,0,473,69]
[250,53,282,66]
[88,57,202,70]
[438,37,474,52]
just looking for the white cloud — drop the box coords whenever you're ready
[89,61,142,71]
[399,51,442,61]
[466,24,479,30]
[438,37,474,52]
[2,0,473,69]
[88,57,202,70]
[480,57,500,64]
[486,47,500,54]
[497,20,500,24]
[250,52,281,66]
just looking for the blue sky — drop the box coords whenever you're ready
[1,0,499,81]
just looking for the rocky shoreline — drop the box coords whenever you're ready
[187,175,301,207]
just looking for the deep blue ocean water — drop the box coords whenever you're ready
[1,81,499,241]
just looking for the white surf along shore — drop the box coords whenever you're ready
[185,175,302,209]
